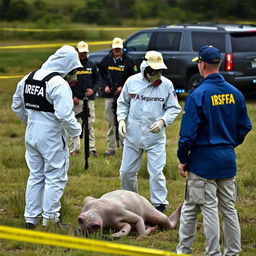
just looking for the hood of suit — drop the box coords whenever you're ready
[41,45,82,78]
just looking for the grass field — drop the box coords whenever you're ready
[0,41,255,255]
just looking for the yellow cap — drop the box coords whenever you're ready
[145,51,167,70]
[112,37,123,49]
[77,41,89,53]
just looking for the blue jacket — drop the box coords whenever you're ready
[178,73,252,179]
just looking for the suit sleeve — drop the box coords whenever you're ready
[177,94,202,163]
[117,79,131,121]
[236,95,252,146]
[49,77,82,137]
[11,76,28,125]
[161,83,182,126]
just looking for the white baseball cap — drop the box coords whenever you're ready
[112,37,123,49]
[77,41,89,53]
[145,51,167,70]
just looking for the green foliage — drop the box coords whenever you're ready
[36,13,69,28]
[2,0,31,21]
[1,0,256,25]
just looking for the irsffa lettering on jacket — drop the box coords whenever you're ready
[211,93,235,106]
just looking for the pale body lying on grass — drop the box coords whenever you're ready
[78,190,182,238]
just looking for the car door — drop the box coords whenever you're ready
[123,30,154,70]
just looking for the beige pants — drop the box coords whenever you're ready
[70,99,96,152]
[104,98,123,151]
[177,172,240,256]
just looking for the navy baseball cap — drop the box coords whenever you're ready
[192,45,221,64]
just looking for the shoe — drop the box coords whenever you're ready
[42,220,70,229]
[155,204,167,213]
[103,150,116,157]
[55,221,70,230]
[90,150,99,157]
[25,222,35,230]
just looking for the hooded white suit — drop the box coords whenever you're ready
[12,45,82,225]
[117,60,182,206]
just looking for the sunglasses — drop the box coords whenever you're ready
[147,67,162,76]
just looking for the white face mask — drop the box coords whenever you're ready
[145,67,162,86]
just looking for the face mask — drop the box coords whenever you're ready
[65,69,77,87]
[145,67,162,87]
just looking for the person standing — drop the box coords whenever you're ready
[11,45,82,229]
[70,41,101,157]
[176,45,252,255]
[99,37,136,156]
[117,51,181,212]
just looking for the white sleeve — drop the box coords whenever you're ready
[11,77,28,125]
[117,79,130,121]
[49,78,82,137]
[161,83,182,126]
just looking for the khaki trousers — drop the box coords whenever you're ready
[70,99,96,152]
[104,98,123,151]
[177,172,241,256]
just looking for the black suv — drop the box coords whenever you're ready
[89,23,256,93]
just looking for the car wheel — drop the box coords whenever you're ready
[187,73,203,91]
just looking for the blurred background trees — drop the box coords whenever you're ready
[0,0,256,26]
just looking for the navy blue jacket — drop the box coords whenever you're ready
[71,58,101,100]
[178,73,252,179]
[98,51,136,98]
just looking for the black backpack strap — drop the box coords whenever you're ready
[41,72,60,83]
[25,71,37,82]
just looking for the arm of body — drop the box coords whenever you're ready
[11,76,29,125]
[161,81,182,126]
[116,79,131,122]
[50,77,81,137]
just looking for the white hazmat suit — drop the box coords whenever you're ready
[117,57,182,207]
[11,45,82,226]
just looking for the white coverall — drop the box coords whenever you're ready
[117,61,181,206]
[11,45,82,226]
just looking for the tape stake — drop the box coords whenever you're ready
[0,225,188,256]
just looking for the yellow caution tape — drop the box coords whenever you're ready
[1,27,144,32]
[0,225,188,256]
[0,41,112,50]
[0,41,112,79]
[0,75,24,79]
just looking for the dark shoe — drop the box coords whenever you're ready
[25,222,35,230]
[103,150,116,157]
[90,150,99,157]
[155,204,167,213]
[55,221,70,230]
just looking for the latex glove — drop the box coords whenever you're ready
[149,119,165,133]
[70,136,80,153]
[118,119,126,138]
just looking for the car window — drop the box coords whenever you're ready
[155,32,182,51]
[231,32,256,52]
[191,32,225,52]
[125,32,152,52]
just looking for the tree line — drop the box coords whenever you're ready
[0,0,255,26]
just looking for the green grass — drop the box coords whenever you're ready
[0,41,255,256]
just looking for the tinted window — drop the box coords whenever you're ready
[125,32,152,51]
[231,32,256,52]
[155,32,182,51]
[192,32,225,52]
